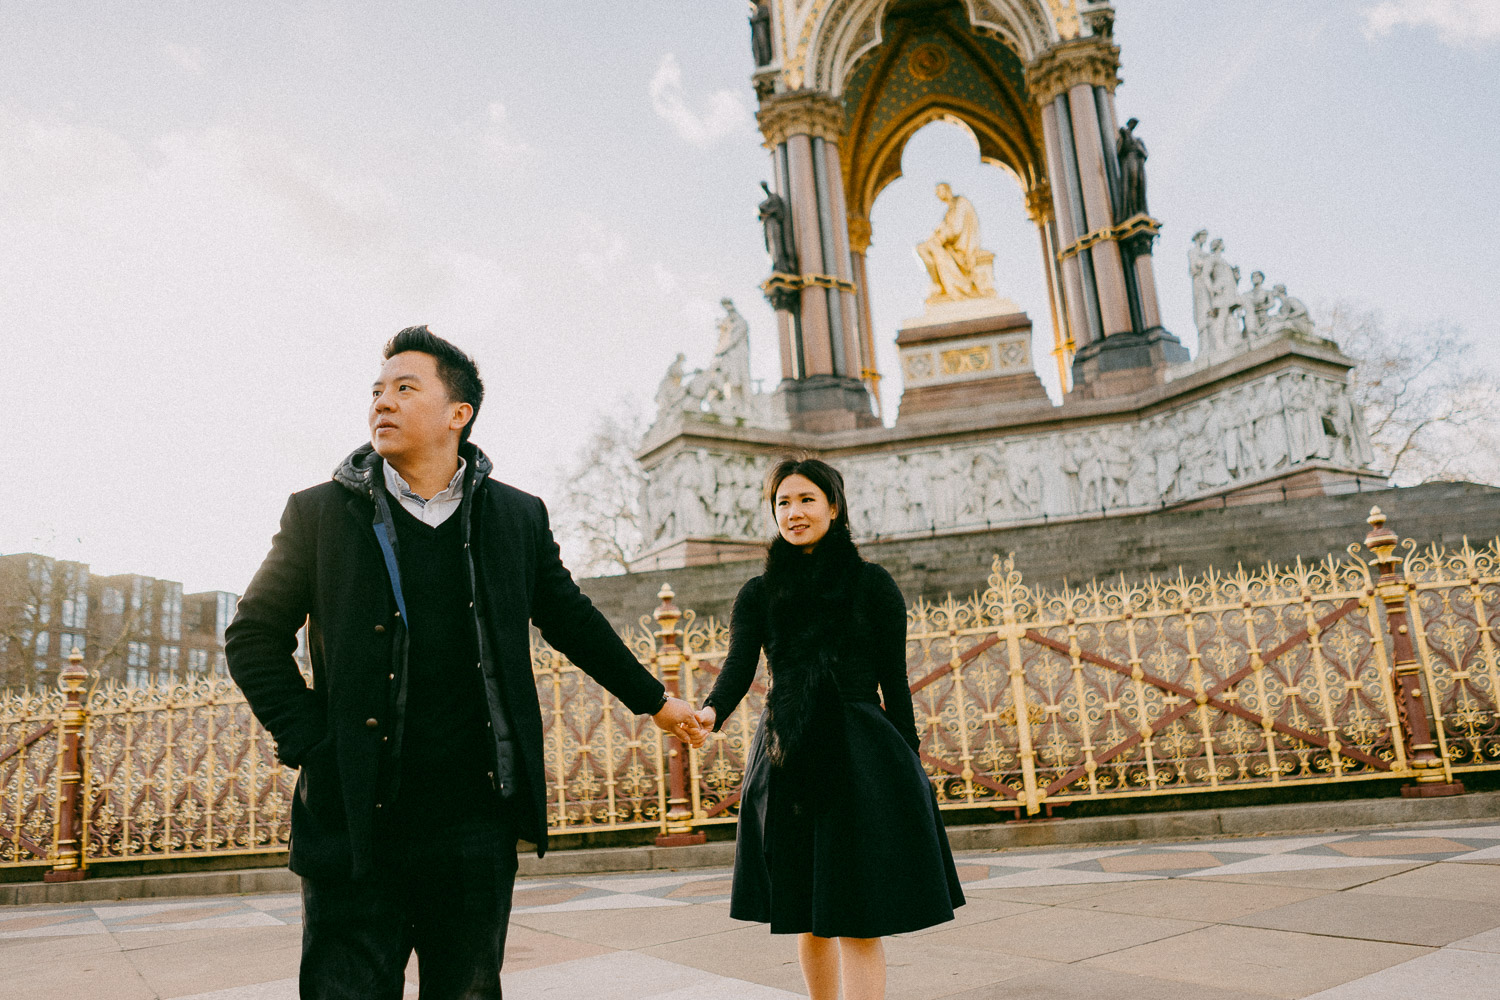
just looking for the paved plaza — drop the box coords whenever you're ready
[6,818,1500,999]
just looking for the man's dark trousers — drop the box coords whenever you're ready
[300,812,517,1000]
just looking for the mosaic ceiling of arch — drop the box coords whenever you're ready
[840,4,1042,212]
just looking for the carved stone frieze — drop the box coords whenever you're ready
[639,366,1379,551]
[900,329,1032,388]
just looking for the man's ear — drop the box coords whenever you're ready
[450,402,474,431]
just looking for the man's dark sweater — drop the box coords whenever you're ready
[385,493,496,832]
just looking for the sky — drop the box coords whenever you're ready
[3,0,1498,595]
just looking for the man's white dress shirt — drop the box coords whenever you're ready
[382,459,466,527]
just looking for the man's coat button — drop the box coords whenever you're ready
[374,624,386,634]
[365,718,379,729]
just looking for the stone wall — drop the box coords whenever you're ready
[580,481,1500,630]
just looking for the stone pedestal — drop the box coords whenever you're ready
[774,374,880,433]
[895,298,1051,419]
[1070,326,1189,399]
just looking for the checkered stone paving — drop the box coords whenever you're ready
[5,819,1500,998]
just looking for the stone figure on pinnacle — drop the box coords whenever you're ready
[1117,117,1149,218]
[758,181,797,278]
[1189,231,1320,363]
[749,1,773,66]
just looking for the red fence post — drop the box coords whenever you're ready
[1364,507,1464,797]
[653,584,706,847]
[44,646,89,882]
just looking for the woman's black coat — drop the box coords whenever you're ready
[701,533,964,937]
[226,443,666,880]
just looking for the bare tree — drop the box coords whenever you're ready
[551,404,649,578]
[1327,303,1500,486]
[0,556,150,692]
[0,560,50,691]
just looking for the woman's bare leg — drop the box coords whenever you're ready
[838,937,886,1000]
[797,933,840,1000]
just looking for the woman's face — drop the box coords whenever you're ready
[774,473,838,550]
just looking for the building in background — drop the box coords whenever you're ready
[0,552,310,692]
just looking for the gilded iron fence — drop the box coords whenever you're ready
[2,507,1496,880]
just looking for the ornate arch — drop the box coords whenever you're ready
[838,3,1049,231]
[797,0,1064,96]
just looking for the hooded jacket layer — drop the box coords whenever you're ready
[226,442,666,880]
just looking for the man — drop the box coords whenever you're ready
[227,326,705,999]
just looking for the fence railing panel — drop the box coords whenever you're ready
[81,679,292,862]
[3,508,1497,878]
[0,690,61,867]
[1405,539,1500,773]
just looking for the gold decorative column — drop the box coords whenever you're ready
[652,585,706,846]
[1026,182,1072,391]
[1363,509,1466,797]
[44,647,89,882]
[846,212,881,415]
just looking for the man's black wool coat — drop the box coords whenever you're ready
[226,442,666,880]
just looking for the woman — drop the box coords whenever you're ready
[694,457,964,1000]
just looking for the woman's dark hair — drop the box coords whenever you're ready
[383,325,485,445]
[764,456,852,537]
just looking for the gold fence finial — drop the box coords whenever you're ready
[654,584,680,639]
[1364,506,1400,570]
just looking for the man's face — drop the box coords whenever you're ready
[369,351,471,463]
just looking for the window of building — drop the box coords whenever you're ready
[60,632,85,657]
[127,666,149,687]
[214,651,228,676]
[161,584,182,641]
[127,641,149,668]
[29,558,53,599]
[101,588,124,616]
[159,645,180,675]
[216,592,238,637]
[188,648,208,672]
[61,592,88,629]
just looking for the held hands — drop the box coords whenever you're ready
[652,697,708,748]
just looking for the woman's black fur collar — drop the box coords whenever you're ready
[762,522,862,605]
[759,524,863,769]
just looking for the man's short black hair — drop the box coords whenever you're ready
[383,326,484,445]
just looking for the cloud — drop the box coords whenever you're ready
[1362,0,1500,46]
[648,53,751,148]
[477,100,534,167]
[572,211,629,281]
[161,42,205,74]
